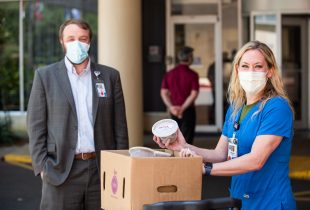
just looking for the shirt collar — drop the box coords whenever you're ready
[64,56,91,75]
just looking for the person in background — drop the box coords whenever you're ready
[160,46,199,144]
[154,40,296,210]
[27,19,128,210]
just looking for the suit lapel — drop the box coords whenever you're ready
[91,62,99,125]
[55,60,78,120]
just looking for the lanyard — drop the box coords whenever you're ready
[228,108,242,160]
[233,107,243,133]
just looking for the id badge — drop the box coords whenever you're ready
[96,82,107,97]
[227,136,238,160]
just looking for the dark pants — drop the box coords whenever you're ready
[40,158,101,210]
[171,106,196,144]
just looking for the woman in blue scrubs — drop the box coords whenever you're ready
[153,41,296,210]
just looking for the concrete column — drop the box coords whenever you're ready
[98,0,143,147]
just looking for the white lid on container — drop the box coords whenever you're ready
[152,119,178,138]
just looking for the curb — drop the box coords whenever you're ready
[3,154,32,163]
[289,156,310,180]
[2,154,33,170]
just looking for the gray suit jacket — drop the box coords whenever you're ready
[27,59,129,186]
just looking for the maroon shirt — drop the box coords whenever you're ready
[161,64,199,106]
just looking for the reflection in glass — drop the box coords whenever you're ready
[254,15,277,56]
[0,1,98,111]
[0,2,20,111]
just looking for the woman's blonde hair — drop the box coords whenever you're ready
[227,40,294,118]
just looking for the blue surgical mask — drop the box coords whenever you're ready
[65,40,90,64]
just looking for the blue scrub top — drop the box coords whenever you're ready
[222,97,296,210]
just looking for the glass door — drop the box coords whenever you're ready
[281,16,309,128]
[166,0,223,132]
[251,12,309,128]
[251,13,281,64]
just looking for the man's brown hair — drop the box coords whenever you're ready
[59,19,93,41]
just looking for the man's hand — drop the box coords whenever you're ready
[169,106,181,117]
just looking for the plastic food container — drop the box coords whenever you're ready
[129,146,172,157]
[152,119,178,144]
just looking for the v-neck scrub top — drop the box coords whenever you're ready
[222,96,296,210]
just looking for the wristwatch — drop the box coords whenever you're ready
[204,162,213,176]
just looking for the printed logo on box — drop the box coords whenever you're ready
[111,169,118,194]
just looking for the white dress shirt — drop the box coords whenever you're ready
[65,57,95,154]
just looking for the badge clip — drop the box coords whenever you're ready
[94,71,101,80]
[233,121,240,131]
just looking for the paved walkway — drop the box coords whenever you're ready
[0,132,309,207]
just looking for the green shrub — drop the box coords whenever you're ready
[0,114,13,144]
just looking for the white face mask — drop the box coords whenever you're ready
[238,71,267,95]
[65,40,90,64]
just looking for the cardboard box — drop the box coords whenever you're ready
[100,150,203,210]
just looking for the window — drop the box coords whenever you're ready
[0,0,98,111]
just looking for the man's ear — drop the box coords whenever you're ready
[59,39,66,52]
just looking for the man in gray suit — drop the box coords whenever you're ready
[27,19,129,210]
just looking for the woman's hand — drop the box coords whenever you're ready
[180,148,198,157]
[153,135,166,148]
[153,128,187,151]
